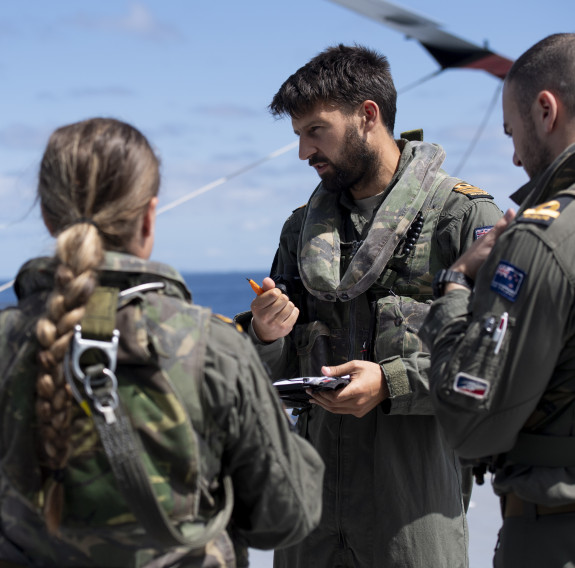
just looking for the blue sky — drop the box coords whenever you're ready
[1,0,572,281]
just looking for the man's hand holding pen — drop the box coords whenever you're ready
[250,277,299,343]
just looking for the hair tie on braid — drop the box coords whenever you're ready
[66,218,101,233]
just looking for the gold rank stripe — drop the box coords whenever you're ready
[517,195,574,227]
[522,200,562,221]
[452,182,490,197]
[215,312,245,332]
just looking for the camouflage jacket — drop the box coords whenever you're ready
[0,252,324,568]
[420,142,575,506]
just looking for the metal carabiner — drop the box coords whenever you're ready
[64,324,120,424]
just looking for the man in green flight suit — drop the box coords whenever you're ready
[243,45,502,567]
[419,33,575,567]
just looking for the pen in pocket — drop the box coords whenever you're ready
[492,312,508,355]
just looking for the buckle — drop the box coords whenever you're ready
[64,325,120,424]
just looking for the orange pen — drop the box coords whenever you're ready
[246,278,264,296]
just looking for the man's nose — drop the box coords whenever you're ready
[299,137,316,161]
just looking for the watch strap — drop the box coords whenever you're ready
[432,269,474,298]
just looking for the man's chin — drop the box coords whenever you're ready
[320,179,343,194]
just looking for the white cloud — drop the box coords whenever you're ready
[72,3,182,42]
[0,124,50,150]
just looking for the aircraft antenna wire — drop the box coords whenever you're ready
[398,69,444,94]
[157,140,298,215]
[453,81,503,177]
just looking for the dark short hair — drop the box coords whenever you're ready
[506,33,575,117]
[269,44,397,135]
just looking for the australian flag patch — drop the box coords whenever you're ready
[474,225,493,240]
[491,260,525,302]
[453,372,490,400]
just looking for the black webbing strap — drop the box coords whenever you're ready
[506,432,575,468]
[90,404,233,548]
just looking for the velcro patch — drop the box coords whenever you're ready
[453,372,490,399]
[491,260,525,302]
[474,225,493,240]
[517,196,574,227]
[453,182,493,200]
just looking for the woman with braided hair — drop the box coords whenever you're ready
[0,118,324,568]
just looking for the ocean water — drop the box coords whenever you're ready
[0,271,501,567]
[0,271,269,317]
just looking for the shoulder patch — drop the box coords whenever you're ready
[214,313,244,333]
[491,260,525,302]
[292,204,307,213]
[517,196,574,227]
[474,226,493,240]
[453,372,490,400]
[452,182,493,200]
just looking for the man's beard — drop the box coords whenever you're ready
[312,126,379,194]
[522,115,554,179]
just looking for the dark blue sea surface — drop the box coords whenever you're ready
[0,271,269,318]
[184,271,268,319]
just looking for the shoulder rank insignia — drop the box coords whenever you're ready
[215,313,244,333]
[517,196,574,227]
[452,182,493,200]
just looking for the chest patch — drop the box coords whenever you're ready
[517,196,573,226]
[453,182,493,200]
[453,372,490,400]
[491,260,525,302]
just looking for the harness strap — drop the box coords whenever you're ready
[90,404,233,548]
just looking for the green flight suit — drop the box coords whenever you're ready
[420,143,575,568]
[253,140,503,567]
[0,252,324,568]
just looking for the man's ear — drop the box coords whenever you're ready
[361,100,380,132]
[534,90,559,135]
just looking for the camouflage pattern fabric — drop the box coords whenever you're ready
[0,252,324,567]
[298,141,449,301]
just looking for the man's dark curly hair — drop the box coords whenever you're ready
[269,44,397,135]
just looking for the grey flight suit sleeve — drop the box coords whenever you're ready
[202,316,324,549]
[419,221,575,458]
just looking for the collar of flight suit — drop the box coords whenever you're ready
[297,140,446,302]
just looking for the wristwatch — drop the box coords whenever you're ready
[432,269,474,298]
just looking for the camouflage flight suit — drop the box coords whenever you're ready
[250,140,503,567]
[420,143,575,567]
[0,252,324,568]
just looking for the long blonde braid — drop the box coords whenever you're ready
[34,118,160,533]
